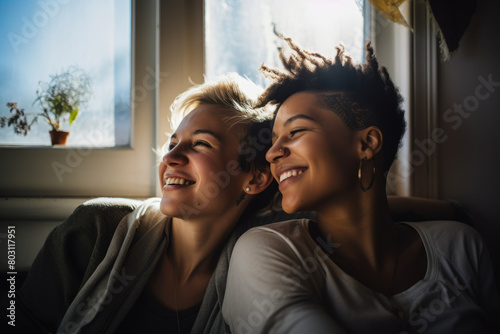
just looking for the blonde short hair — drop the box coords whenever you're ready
[165,73,274,173]
[170,73,271,140]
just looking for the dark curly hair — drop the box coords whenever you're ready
[257,36,406,173]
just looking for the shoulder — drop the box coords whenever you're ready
[406,220,484,249]
[17,198,151,331]
[406,220,487,275]
[236,218,310,250]
[57,197,154,234]
[77,197,144,217]
[65,197,143,230]
[45,197,160,268]
[242,218,310,238]
[230,219,314,273]
[227,218,318,287]
[223,219,331,333]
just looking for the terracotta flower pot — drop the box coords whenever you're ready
[49,130,70,146]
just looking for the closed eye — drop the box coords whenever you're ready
[290,128,307,138]
[168,142,177,151]
[193,140,212,148]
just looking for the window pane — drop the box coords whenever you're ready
[205,0,366,86]
[0,0,131,147]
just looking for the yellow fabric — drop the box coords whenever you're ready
[369,0,412,30]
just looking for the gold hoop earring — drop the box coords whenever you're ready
[358,158,375,192]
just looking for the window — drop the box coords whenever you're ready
[0,0,131,147]
[0,0,409,208]
[203,0,412,196]
[205,0,368,85]
[0,1,159,199]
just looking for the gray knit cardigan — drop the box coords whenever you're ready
[17,197,238,334]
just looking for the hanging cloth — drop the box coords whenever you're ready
[426,0,477,60]
[368,0,412,30]
[368,0,477,61]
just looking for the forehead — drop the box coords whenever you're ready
[276,91,331,123]
[173,104,241,141]
[277,91,373,131]
[175,104,227,132]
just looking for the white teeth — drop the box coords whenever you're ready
[279,170,303,183]
[165,177,193,186]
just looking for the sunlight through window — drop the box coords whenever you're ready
[205,0,367,86]
[0,0,131,147]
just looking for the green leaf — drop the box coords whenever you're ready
[69,108,79,125]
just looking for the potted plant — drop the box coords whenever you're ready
[0,66,93,145]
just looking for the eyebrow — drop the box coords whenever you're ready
[272,114,318,138]
[283,114,317,128]
[170,129,222,142]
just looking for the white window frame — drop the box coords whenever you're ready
[409,0,440,198]
[374,0,439,198]
[372,1,412,197]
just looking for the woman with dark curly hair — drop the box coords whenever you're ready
[222,37,500,333]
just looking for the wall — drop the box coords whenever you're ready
[436,0,500,283]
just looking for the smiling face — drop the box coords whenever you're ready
[159,104,251,221]
[266,91,361,213]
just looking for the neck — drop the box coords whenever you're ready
[168,209,243,283]
[315,185,398,270]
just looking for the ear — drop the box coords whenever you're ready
[358,126,383,160]
[245,167,274,195]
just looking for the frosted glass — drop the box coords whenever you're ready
[205,0,366,87]
[0,0,131,147]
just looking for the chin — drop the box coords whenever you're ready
[281,193,316,214]
[161,198,203,220]
[281,199,304,214]
[159,198,180,216]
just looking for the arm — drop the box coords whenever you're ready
[16,198,139,333]
[388,196,472,224]
[222,226,346,334]
[472,229,500,331]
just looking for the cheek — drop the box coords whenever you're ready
[323,151,359,186]
[199,156,240,187]
[289,140,324,166]
[158,162,166,182]
[310,140,357,181]
[270,164,278,180]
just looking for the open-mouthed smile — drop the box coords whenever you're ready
[165,177,194,186]
[278,168,307,183]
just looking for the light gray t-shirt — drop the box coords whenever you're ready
[223,220,500,334]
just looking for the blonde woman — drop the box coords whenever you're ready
[18,73,275,334]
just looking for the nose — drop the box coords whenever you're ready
[266,140,288,163]
[162,145,188,167]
